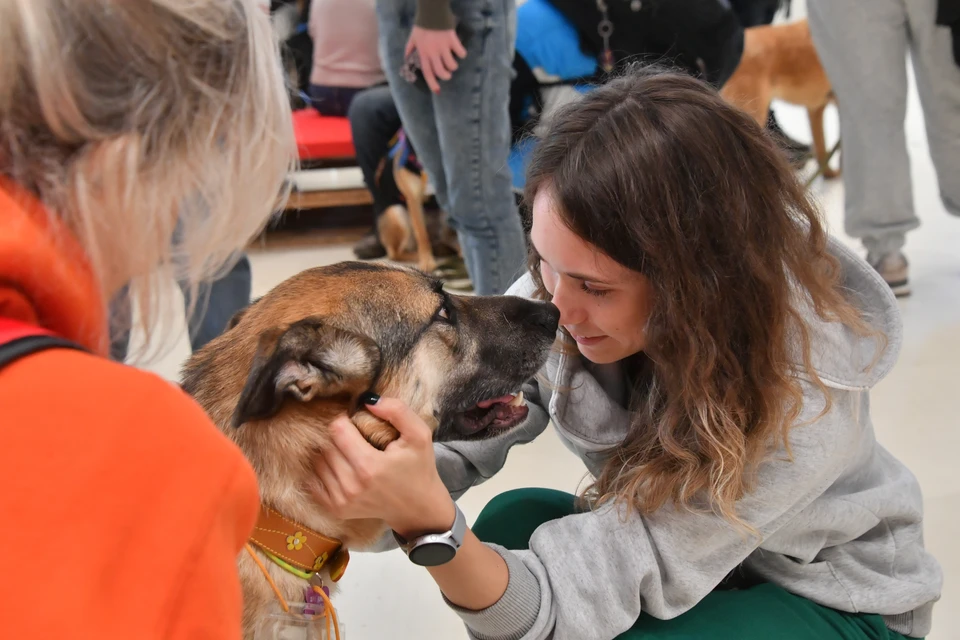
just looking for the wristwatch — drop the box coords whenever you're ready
[393,503,466,567]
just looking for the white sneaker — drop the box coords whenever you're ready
[869,252,911,297]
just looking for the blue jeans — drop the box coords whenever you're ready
[309,85,364,118]
[109,254,252,361]
[376,0,527,295]
[347,85,404,216]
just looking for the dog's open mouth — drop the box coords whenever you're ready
[455,392,528,437]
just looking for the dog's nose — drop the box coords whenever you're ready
[513,300,560,336]
[498,297,560,336]
[532,302,561,335]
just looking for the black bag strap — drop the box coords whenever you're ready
[0,320,85,371]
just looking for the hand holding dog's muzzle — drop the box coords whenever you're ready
[311,397,456,540]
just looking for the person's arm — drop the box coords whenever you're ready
[388,494,514,612]
[311,398,527,613]
[361,376,550,554]
[397,383,871,640]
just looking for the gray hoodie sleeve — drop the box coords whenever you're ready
[447,383,867,640]
[436,379,551,500]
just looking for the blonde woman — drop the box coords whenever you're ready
[0,1,293,638]
[312,70,941,640]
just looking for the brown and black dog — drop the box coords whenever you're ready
[182,262,558,638]
[721,18,840,179]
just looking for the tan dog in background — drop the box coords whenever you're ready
[721,19,840,179]
[181,262,559,638]
[375,139,459,274]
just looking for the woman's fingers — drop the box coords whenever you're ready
[405,27,467,94]
[450,32,467,59]
[362,397,431,447]
[312,457,345,511]
[420,55,442,93]
[328,414,378,466]
[439,47,459,75]
[312,416,377,515]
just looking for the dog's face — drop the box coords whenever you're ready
[182,262,558,544]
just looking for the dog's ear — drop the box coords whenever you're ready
[231,317,380,428]
[226,308,248,331]
[226,297,260,331]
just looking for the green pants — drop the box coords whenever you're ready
[472,488,918,640]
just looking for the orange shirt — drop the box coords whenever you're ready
[0,181,260,638]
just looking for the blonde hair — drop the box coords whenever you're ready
[0,0,295,358]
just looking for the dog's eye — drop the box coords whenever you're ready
[434,300,454,324]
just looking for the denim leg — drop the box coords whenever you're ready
[378,0,527,294]
[377,1,452,213]
[308,85,363,117]
[347,85,404,216]
[180,253,252,352]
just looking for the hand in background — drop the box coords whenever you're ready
[405,26,467,94]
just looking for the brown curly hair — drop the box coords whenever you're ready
[525,67,877,525]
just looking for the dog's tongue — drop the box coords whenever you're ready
[477,394,515,409]
[457,392,527,435]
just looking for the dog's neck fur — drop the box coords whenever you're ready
[184,329,403,638]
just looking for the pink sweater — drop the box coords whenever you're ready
[309,0,386,88]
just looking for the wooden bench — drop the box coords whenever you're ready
[286,109,372,210]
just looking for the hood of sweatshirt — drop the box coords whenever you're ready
[0,178,107,354]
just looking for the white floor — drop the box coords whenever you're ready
[138,50,960,640]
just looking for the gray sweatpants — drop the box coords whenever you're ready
[808,0,960,257]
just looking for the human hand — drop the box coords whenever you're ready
[312,397,455,538]
[405,26,467,94]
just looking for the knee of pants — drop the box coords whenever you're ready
[473,488,578,550]
[347,91,377,126]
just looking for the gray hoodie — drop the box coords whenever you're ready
[433,238,942,640]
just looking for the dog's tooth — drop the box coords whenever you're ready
[508,391,524,406]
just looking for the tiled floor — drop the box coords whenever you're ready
[137,37,959,640]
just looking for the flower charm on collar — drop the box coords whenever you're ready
[286,531,305,551]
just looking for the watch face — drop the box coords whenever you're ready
[409,541,457,567]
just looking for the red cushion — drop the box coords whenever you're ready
[292,109,356,160]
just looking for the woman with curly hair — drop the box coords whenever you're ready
[311,68,941,640]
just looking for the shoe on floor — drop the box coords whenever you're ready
[869,251,911,297]
[353,231,386,260]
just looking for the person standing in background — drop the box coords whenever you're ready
[807,0,960,296]
[309,0,387,117]
[376,0,527,295]
[108,252,252,362]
